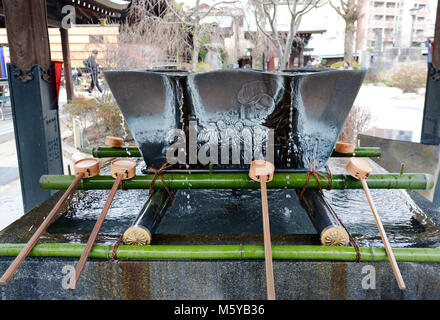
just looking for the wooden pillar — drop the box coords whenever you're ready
[60,27,74,101]
[3,0,51,74]
[3,0,63,213]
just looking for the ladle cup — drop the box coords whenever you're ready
[67,158,136,289]
[105,136,124,148]
[335,141,355,154]
[0,158,100,284]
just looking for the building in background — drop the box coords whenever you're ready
[356,0,438,68]
[0,25,119,69]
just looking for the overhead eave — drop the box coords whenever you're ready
[88,0,130,11]
[68,0,130,15]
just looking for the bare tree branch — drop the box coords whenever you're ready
[199,0,238,20]
[250,0,324,69]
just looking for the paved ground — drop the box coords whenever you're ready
[0,87,69,231]
[0,118,13,144]
[0,139,22,229]
[354,84,425,142]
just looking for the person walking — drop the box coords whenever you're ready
[85,49,102,93]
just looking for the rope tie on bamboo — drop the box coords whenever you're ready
[111,235,123,260]
[298,161,333,203]
[298,161,361,263]
[148,163,175,203]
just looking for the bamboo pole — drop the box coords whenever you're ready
[67,174,123,290]
[331,147,381,158]
[0,173,84,285]
[299,189,349,246]
[39,172,434,191]
[92,146,141,158]
[123,189,173,245]
[1,243,440,262]
[90,146,381,159]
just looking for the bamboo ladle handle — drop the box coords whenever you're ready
[346,158,406,290]
[260,176,276,300]
[0,172,85,285]
[249,160,276,300]
[68,174,123,290]
[68,158,136,289]
[360,178,406,290]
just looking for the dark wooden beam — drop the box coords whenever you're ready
[60,27,74,101]
[2,0,51,74]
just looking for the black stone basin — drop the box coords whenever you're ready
[104,69,366,170]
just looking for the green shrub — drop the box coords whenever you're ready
[389,63,426,93]
[62,98,100,130]
[62,95,132,146]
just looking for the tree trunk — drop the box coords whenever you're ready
[344,19,355,62]
[191,0,201,72]
[278,17,298,70]
[192,26,200,72]
[278,52,289,70]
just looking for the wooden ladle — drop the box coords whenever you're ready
[346,158,406,290]
[335,141,355,154]
[105,136,124,148]
[0,158,100,285]
[249,160,276,300]
[67,158,136,290]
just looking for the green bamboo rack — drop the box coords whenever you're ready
[0,244,439,263]
[39,172,433,190]
[89,146,382,159]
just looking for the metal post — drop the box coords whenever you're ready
[3,0,64,212]
[421,1,440,145]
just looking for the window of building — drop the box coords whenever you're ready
[374,1,385,7]
[89,35,104,44]
[417,17,424,22]
[384,28,393,34]
[374,15,384,20]
[386,2,396,8]
[385,15,394,21]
